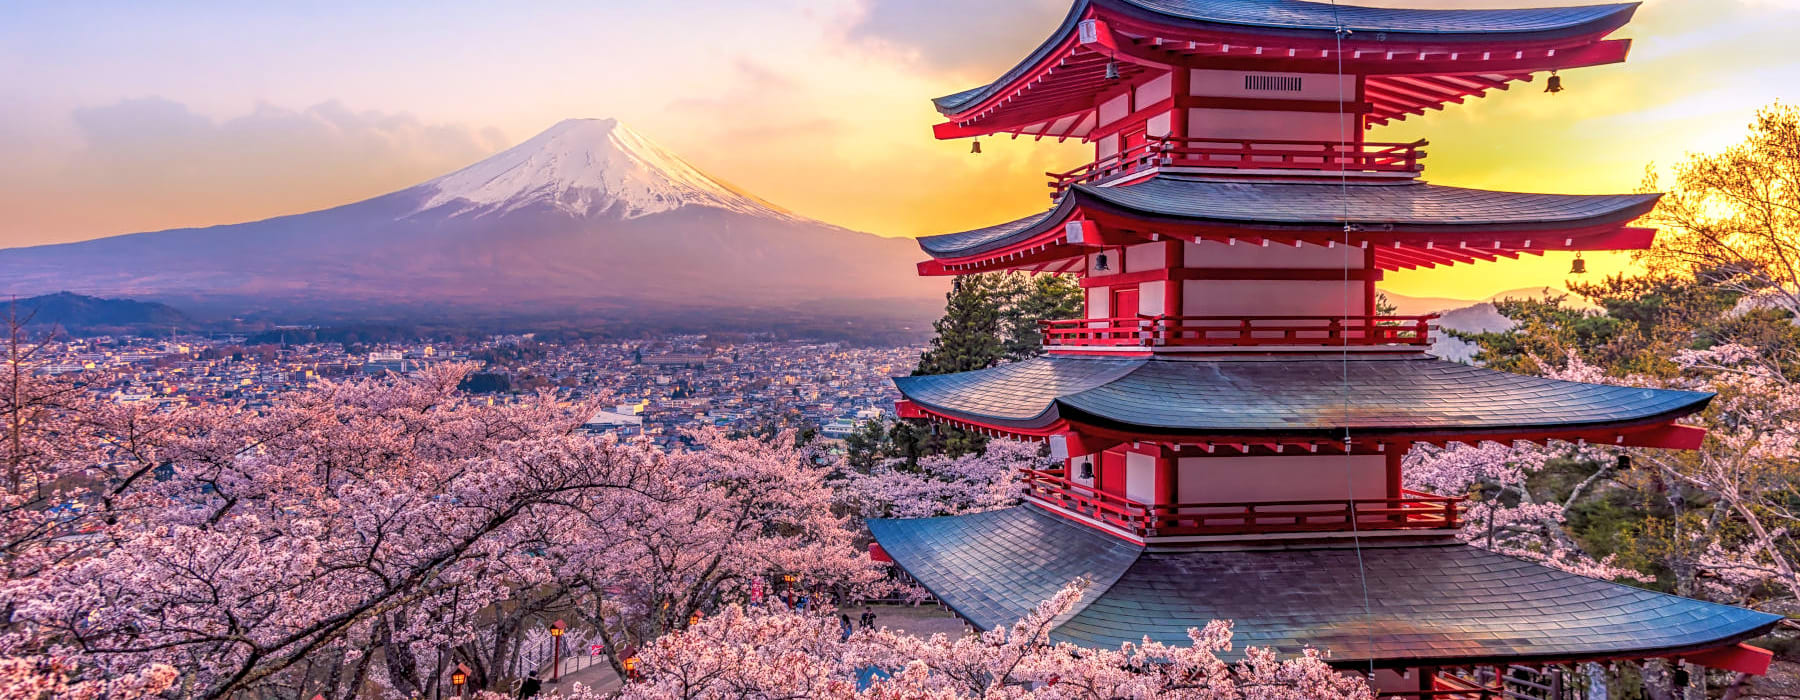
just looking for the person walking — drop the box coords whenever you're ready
[517,671,542,699]
[839,613,854,641]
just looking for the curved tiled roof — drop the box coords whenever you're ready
[916,177,1661,259]
[918,205,1069,259]
[934,0,1638,113]
[872,506,1782,664]
[893,354,1712,435]
[1123,0,1636,35]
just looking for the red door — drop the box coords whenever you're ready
[1110,286,1140,344]
[1111,286,1139,319]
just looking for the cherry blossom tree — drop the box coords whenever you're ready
[607,580,1374,700]
[1,363,673,699]
[1405,439,1640,581]
[1402,354,1649,581]
[837,438,1039,520]
[1644,344,1800,605]
[540,428,889,681]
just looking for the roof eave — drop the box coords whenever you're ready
[932,0,1641,119]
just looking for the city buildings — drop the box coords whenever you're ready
[29,334,912,450]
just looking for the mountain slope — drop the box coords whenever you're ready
[0,119,942,315]
[6,292,191,331]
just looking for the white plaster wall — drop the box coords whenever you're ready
[1098,93,1131,126]
[1138,281,1166,316]
[1136,73,1173,106]
[1126,451,1157,504]
[1181,240,1364,269]
[1124,242,1167,272]
[1189,69,1352,101]
[1176,454,1386,503]
[1185,108,1353,143]
[1146,110,1172,138]
[1182,280,1363,318]
[1086,287,1110,319]
[1097,134,1120,160]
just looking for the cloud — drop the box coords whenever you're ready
[841,0,1070,77]
[0,98,508,246]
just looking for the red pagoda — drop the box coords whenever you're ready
[868,0,1782,694]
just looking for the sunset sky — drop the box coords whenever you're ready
[2,0,1796,300]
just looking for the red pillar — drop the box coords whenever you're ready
[1363,247,1379,318]
[1171,68,1190,139]
[1163,240,1183,319]
[1156,445,1179,506]
[1385,446,1404,500]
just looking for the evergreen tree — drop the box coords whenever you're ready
[1000,273,1084,361]
[898,273,1084,462]
[842,419,887,471]
[915,275,1006,376]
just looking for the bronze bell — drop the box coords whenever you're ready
[1616,454,1632,471]
[1545,72,1564,94]
[1094,252,1110,271]
[1078,461,1094,480]
[1570,253,1587,274]
[971,139,982,155]
[1104,61,1121,81]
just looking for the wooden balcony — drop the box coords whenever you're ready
[1040,315,1436,350]
[1048,136,1427,196]
[1023,469,1462,539]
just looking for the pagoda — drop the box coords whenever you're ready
[868,0,1783,694]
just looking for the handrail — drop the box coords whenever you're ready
[1022,469,1463,538]
[1047,137,1427,196]
[1039,315,1438,349]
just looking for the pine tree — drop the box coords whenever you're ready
[1001,273,1084,361]
[842,419,887,470]
[914,275,1006,376]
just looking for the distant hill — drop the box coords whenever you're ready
[1382,286,1596,317]
[6,292,191,331]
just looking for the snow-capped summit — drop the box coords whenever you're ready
[413,118,798,221]
[0,116,943,315]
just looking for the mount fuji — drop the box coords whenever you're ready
[0,118,943,318]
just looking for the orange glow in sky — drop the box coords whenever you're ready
[1,0,1795,302]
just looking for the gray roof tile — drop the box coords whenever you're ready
[918,177,1659,258]
[872,507,1782,665]
[894,354,1712,436]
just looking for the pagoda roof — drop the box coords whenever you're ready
[917,177,1660,274]
[936,0,1636,115]
[869,506,1781,665]
[893,354,1710,440]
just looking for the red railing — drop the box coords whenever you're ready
[1022,469,1152,533]
[1023,469,1461,538]
[1048,136,1427,195]
[1039,315,1436,349]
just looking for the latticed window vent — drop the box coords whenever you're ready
[1244,75,1303,92]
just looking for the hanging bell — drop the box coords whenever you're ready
[1104,60,1121,81]
[1545,71,1564,94]
[1078,461,1095,480]
[1094,252,1111,271]
[1570,253,1587,274]
[1615,454,1632,471]
[971,139,982,155]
